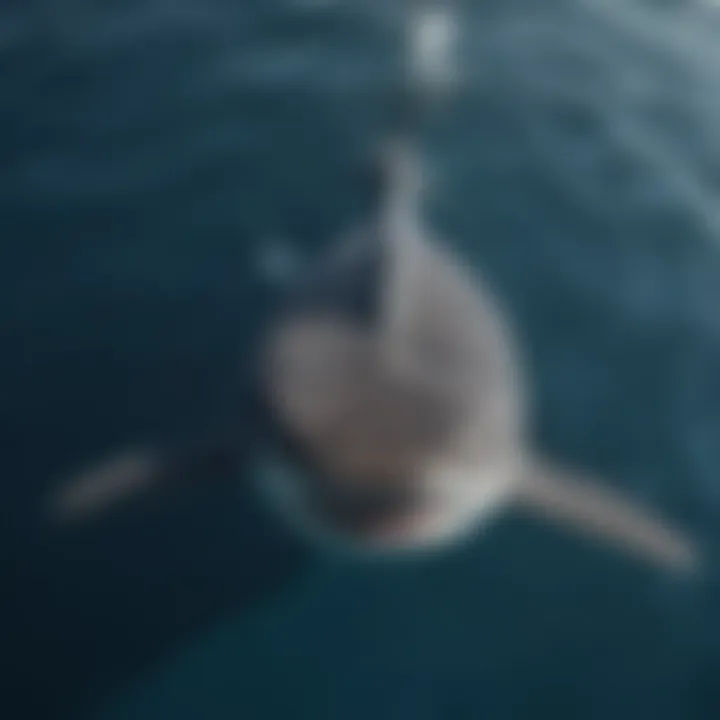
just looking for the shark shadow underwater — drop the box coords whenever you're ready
[49,138,701,573]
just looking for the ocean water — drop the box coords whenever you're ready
[3,0,720,718]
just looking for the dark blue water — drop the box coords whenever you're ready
[3,1,720,718]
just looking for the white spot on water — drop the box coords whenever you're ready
[409,6,459,94]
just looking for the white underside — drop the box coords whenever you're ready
[256,455,522,557]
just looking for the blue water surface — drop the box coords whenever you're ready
[3,1,720,718]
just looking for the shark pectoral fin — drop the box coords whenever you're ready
[48,448,164,523]
[513,458,700,573]
[48,448,161,523]
[47,428,246,524]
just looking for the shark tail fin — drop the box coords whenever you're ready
[514,458,700,573]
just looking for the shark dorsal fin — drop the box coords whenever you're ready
[374,140,430,370]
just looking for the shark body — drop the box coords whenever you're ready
[50,139,699,572]
[49,1,699,572]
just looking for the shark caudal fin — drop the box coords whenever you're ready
[514,458,700,573]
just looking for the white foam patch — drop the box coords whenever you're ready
[409,7,459,94]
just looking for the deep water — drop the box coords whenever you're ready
[3,1,720,719]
